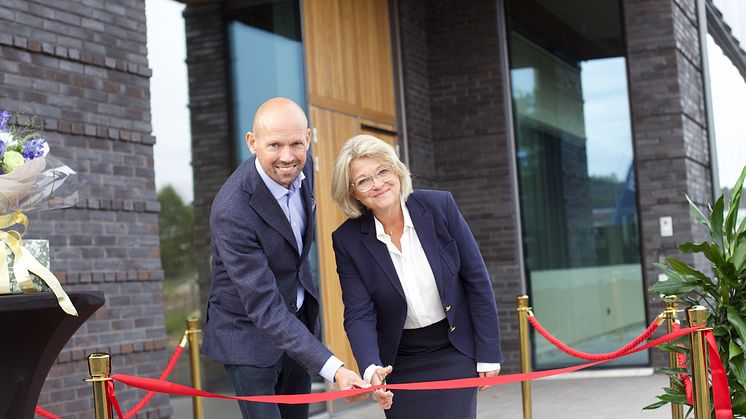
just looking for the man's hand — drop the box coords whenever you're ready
[370,365,393,410]
[335,366,370,402]
[478,367,501,391]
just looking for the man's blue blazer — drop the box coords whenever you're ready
[201,156,331,375]
[332,189,504,372]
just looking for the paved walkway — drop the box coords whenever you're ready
[171,372,676,418]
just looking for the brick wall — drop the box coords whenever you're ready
[398,0,713,372]
[398,0,525,372]
[0,0,170,417]
[397,0,436,188]
[183,3,235,387]
[624,0,712,367]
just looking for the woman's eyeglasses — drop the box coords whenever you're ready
[352,166,395,193]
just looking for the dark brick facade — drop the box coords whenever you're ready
[181,0,714,382]
[396,0,713,371]
[183,2,235,387]
[398,0,525,371]
[0,0,170,417]
[624,0,712,366]
[0,0,719,416]
[183,3,233,315]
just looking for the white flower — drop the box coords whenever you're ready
[0,132,12,144]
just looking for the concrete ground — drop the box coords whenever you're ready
[171,371,678,418]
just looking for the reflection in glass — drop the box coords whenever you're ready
[507,0,648,369]
[227,2,324,414]
[228,0,306,165]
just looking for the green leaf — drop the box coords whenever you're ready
[649,276,697,295]
[21,132,39,142]
[711,195,725,251]
[657,342,689,354]
[686,194,711,229]
[725,165,746,243]
[656,393,688,404]
[734,240,746,273]
[733,392,746,414]
[678,241,726,270]
[736,337,746,355]
[678,241,709,253]
[731,340,744,360]
[728,306,746,345]
[730,356,746,393]
[642,400,668,410]
[670,336,691,346]
[713,324,730,336]
[667,257,710,282]
[662,386,686,396]
[656,367,688,376]
[654,263,690,286]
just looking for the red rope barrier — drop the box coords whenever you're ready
[107,380,125,419]
[527,314,661,361]
[107,325,704,402]
[36,333,187,419]
[672,322,694,405]
[121,345,185,419]
[34,406,61,419]
[105,326,732,419]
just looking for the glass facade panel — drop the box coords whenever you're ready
[228,0,306,165]
[507,0,648,369]
[227,2,324,413]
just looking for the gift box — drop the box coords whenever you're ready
[2,239,50,295]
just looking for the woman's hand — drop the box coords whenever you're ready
[370,365,394,409]
[478,367,501,391]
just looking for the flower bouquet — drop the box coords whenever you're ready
[0,108,83,316]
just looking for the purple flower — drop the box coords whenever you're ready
[0,110,9,132]
[22,138,49,160]
[0,139,5,158]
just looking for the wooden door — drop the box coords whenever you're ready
[309,106,358,371]
[303,0,398,375]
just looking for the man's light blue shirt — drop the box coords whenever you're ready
[254,158,343,382]
[255,158,307,309]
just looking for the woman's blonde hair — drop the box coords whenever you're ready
[331,135,412,218]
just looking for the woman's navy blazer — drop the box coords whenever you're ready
[332,189,504,372]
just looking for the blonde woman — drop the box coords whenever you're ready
[331,135,503,418]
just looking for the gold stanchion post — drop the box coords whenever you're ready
[187,317,204,419]
[687,306,710,419]
[87,353,112,419]
[516,295,532,419]
[664,296,684,419]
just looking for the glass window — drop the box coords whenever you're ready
[708,34,746,219]
[507,0,648,369]
[227,2,325,414]
[228,0,306,165]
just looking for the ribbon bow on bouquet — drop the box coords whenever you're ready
[0,108,83,316]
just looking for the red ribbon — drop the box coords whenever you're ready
[110,326,711,404]
[705,331,733,419]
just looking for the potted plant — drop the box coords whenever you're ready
[645,165,746,417]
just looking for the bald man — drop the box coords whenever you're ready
[202,98,368,419]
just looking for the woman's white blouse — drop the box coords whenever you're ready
[374,202,446,329]
[363,200,501,383]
